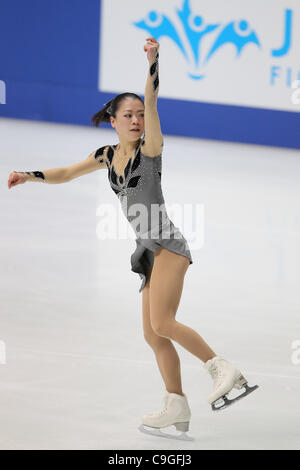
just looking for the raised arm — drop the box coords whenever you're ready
[142,37,164,157]
[144,37,160,104]
[8,146,109,189]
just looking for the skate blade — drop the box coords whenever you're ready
[211,383,259,412]
[138,424,194,441]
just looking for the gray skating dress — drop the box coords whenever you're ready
[95,139,193,293]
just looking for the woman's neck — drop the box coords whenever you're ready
[117,138,141,156]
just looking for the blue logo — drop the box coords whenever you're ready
[133,0,293,82]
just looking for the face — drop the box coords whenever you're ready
[110,98,145,142]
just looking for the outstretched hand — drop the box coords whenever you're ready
[8,171,27,189]
[144,37,159,62]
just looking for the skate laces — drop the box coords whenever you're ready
[149,397,168,417]
[157,407,168,416]
[150,405,168,417]
[157,396,169,415]
[155,395,179,416]
[210,364,223,385]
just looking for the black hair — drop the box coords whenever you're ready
[91,92,144,127]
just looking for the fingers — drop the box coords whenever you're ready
[8,178,16,189]
[8,172,21,189]
[145,37,159,47]
[146,37,158,43]
[9,180,19,189]
[144,37,160,58]
[144,41,159,52]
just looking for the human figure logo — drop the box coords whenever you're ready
[133,0,294,84]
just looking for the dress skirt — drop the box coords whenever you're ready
[130,220,193,293]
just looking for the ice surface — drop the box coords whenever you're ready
[0,117,299,450]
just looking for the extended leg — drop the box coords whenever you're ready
[149,247,216,362]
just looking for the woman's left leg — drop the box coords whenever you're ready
[150,247,216,363]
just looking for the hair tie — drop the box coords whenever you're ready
[103,100,113,115]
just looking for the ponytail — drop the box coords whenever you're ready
[91,100,113,127]
[91,93,144,127]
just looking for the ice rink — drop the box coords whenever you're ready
[1,117,300,450]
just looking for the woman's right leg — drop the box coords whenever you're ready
[142,266,184,396]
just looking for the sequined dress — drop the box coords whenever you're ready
[95,140,193,293]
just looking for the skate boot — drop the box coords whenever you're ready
[204,356,259,411]
[138,390,194,441]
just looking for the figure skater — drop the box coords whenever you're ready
[8,37,258,440]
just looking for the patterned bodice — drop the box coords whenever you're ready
[94,140,168,237]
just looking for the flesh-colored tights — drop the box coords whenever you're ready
[142,247,216,396]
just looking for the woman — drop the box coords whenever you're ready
[8,37,258,440]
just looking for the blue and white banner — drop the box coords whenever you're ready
[0,0,299,149]
[99,0,300,112]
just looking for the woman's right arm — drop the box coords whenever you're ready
[8,146,108,189]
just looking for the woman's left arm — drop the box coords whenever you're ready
[143,37,164,156]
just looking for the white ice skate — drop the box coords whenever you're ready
[138,391,194,441]
[204,356,259,411]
